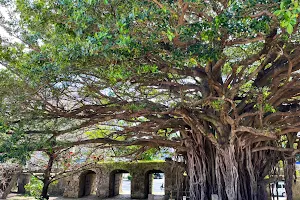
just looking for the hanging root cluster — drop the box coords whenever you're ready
[184,133,282,200]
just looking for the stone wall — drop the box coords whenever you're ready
[60,160,185,200]
[48,178,66,196]
[0,164,21,199]
[15,160,185,200]
[17,173,30,194]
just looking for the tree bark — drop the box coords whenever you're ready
[184,132,270,200]
[40,153,55,200]
[284,158,295,200]
[185,134,208,200]
[41,181,50,200]
[215,144,239,200]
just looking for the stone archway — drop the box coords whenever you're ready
[78,170,97,198]
[145,169,165,197]
[56,161,185,199]
[109,169,131,197]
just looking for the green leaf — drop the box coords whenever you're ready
[273,10,282,16]
[286,10,292,18]
[166,29,175,41]
[286,23,293,34]
[281,20,290,27]
[280,1,285,9]
[291,17,297,25]
[103,0,108,4]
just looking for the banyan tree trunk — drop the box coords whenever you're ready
[284,158,295,200]
[215,144,239,200]
[184,132,269,200]
[185,134,210,200]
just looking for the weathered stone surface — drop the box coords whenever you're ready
[60,161,184,199]
[0,164,22,199]
[48,178,66,196]
[15,161,185,200]
[17,173,30,194]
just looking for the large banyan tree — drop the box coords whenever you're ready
[0,0,300,199]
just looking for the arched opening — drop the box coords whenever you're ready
[109,169,131,197]
[13,174,30,194]
[78,170,97,198]
[9,179,18,194]
[145,170,165,197]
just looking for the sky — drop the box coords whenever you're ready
[0,5,10,38]
[0,6,15,69]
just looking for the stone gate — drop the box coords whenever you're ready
[15,160,186,200]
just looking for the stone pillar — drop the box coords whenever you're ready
[48,179,66,196]
[96,171,110,198]
[17,174,30,194]
[63,174,81,198]
[148,174,152,195]
[131,172,146,199]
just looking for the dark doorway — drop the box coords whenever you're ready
[79,170,97,197]
[145,170,165,197]
[109,169,131,197]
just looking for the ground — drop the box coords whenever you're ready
[7,178,165,200]
[7,178,300,200]
[7,194,164,200]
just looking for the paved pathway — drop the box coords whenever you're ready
[7,194,164,200]
[7,194,132,199]
[7,193,287,200]
[7,176,165,200]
